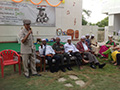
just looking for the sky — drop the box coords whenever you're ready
[82,0,108,24]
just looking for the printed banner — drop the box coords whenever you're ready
[0,2,55,27]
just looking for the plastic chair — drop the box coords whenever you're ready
[0,50,21,78]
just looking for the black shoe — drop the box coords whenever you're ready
[54,69,59,72]
[24,74,30,78]
[90,65,96,69]
[32,74,42,76]
[50,71,54,73]
[61,68,66,72]
[49,68,55,73]
[67,67,72,71]
[99,63,106,68]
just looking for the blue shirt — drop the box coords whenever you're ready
[85,39,91,50]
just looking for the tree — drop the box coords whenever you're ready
[96,17,108,27]
[82,9,91,25]
[83,9,91,17]
[82,16,88,25]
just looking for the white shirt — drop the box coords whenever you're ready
[39,45,55,56]
[82,42,88,51]
[64,43,79,54]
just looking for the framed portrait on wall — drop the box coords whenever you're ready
[56,28,62,36]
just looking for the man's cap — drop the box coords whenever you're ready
[42,39,46,41]
[108,35,113,38]
[91,34,94,36]
[81,35,86,39]
[23,19,31,24]
[86,34,89,36]
[67,38,71,40]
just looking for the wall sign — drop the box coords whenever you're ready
[0,2,55,27]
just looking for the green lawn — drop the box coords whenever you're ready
[0,58,120,90]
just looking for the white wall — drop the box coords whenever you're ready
[0,0,82,42]
[102,0,120,39]
[109,15,114,26]
[114,14,120,32]
[104,26,109,42]
[108,14,120,34]
[102,0,120,14]
[81,25,98,40]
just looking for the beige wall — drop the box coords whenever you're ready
[0,0,82,42]
[81,25,98,40]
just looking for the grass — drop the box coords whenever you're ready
[0,58,120,90]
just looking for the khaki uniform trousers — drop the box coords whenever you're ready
[22,53,37,76]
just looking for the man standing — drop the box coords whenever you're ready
[19,19,41,78]
[77,36,106,69]
[52,37,72,72]
[39,39,60,73]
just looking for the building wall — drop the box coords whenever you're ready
[81,25,98,40]
[102,0,120,14]
[0,0,82,42]
[108,14,120,33]
[114,14,120,32]
[102,0,120,39]
[109,15,114,26]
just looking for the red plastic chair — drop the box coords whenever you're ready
[0,50,21,78]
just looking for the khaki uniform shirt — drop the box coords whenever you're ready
[19,27,35,54]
